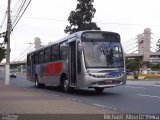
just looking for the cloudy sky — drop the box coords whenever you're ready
[0,0,160,62]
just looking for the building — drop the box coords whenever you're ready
[0,60,26,73]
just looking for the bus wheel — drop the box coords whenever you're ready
[35,76,38,87]
[63,79,71,92]
[35,76,45,88]
[95,88,104,93]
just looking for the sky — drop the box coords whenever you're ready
[0,0,160,62]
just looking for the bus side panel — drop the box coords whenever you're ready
[27,64,38,82]
[38,61,64,85]
[27,66,33,82]
[44,62,63,75]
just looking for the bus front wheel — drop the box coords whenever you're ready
[63,79,71,92]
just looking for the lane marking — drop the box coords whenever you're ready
[154,84,160,87]
[125,86,146,89]
[71,99,81,102]
[93,104,117,110]
[138,94,160,99]
[49,94,59,97]
[27,88,35,91]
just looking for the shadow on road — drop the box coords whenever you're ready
[36,85,121,97]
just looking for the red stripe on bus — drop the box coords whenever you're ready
[44,62,63,75]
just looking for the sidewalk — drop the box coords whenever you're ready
[0,80,118,114]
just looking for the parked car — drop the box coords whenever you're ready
[126,71,134,75]
[147,70,158,74]
[10,71,16,78]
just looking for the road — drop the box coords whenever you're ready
[1,72,160,114]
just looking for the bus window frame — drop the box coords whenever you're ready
[39,50,44,64]
[27,54,31,66]
[59,40,69,61]
[51,44,59,62]
[44,47,51,63]
[34,52,39,65]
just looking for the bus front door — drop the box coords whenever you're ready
[69,41,77,87]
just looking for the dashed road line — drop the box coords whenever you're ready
[125,86,146,89]
[49,94,59,97]
[138,94,160,99]
[93,104,117,110]
[154,84,160,87]
[71,99,81,102]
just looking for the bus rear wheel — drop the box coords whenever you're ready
[35,75,45,88]
[95,88,104,93]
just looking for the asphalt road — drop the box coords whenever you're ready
[1,72,160,114]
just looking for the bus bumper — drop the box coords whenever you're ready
[88,81,124,88]
[78,73,126,89]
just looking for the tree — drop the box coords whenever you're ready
[126,58,140,71]
[0,43,6,62]
[64,0,100,34]
[148,63,160,70]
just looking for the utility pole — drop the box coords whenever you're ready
[5,0,11,85]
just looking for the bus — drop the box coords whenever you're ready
[27,30,126,92]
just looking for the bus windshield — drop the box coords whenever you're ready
[83,41,124,68]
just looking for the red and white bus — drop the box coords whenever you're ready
[27,30,126,92]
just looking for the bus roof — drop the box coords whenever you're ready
[27,30,120,55]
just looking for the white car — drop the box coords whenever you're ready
[147,70,158,74]
[10,71,16,78]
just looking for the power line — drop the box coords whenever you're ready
[122,36,137,45]
[13,43,34,61]
[11,0,21,13]
[8,16,160,28]
[17,47,34,61]
[11,0,31,30]
[12,0,27,26]
[20,17,67,22]
[97,21,160,27]
[123,42,138,50]
[131,50,138,54]
[0,0,7,13]
[123,40,137,48]
[0,8,7,31]
[124,45,138,53]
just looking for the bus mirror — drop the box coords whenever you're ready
[78,43,83,52]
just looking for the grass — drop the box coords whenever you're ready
[144,76,160,80]
[127,74,160,80]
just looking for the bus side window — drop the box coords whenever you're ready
[60,41,68,60]
[44,47,51,63]
[51,44,59,61]
[34,53,39,64]
[27,55,31,66]
[31,55,34,65]
[39,50,44,64]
